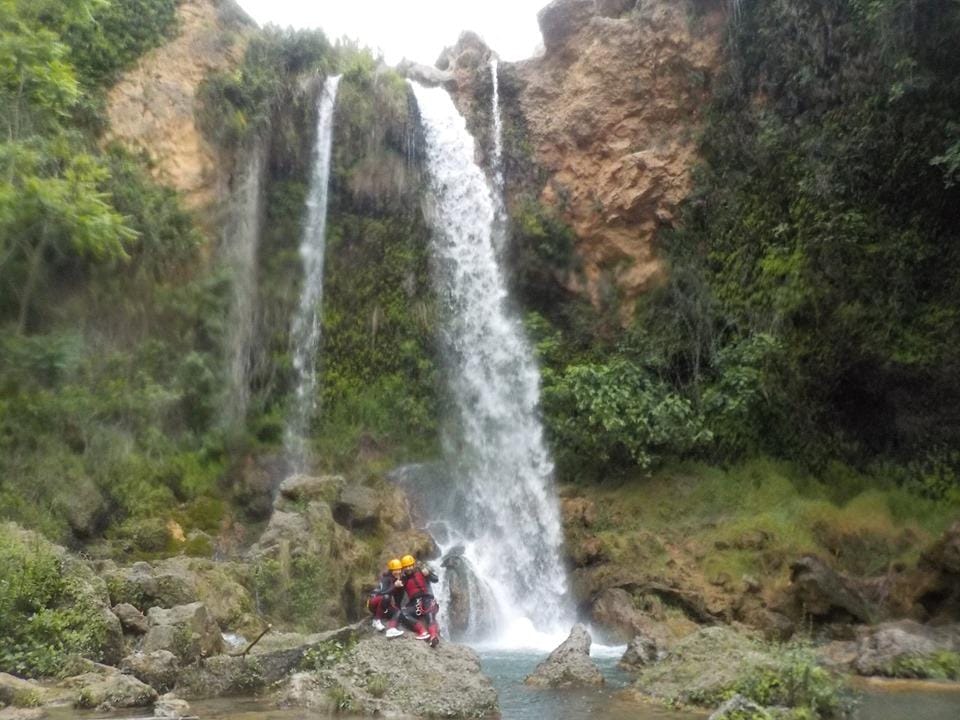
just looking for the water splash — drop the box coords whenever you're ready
[221,139,266,430]
[284,75,342,473]
[410,82,572,645]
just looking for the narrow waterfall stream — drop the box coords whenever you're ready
[489,58,509,259]
[410,82,572,648]
[221,139,266,429]
[284,75,342,473]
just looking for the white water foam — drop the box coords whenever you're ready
[411,82,573,646]
[284,75,341,473]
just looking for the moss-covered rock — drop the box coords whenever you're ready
[0,523,120,676]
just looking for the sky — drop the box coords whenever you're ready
[235,0,547,65]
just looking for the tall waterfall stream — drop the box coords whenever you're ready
[221,139,266,430]
[410,82,572,648]
[284,75,342,473]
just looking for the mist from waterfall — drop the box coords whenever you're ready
[221,139,267,430]
[410,81,571,647]
[284,75,342,474]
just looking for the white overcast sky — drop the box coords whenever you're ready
[235,0,547,65]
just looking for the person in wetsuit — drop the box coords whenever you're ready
[385,553,441,647]
[367,558,404,631]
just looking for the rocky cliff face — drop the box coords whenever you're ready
[104,0,255,215]
[517,0,724,312]
[439,0,725,316]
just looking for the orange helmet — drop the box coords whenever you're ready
[400,554,416,569]
[387,558,402,571]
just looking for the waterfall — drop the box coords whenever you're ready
[489,59,509,259]
[221,139,266,430]
[410,82,571,646]
[284,75,341,473]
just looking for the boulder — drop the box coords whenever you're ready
[153,694,192,719]
[104,561,197,610]
[618,632,658,670]
[74,674,158,709]
[113,603,149,634]
[441,548,498,641]
[234,454,288,521]
[159,558,256,633]
[58,477,106,539]
[537,0,596,52]
[121,651,179,693]
[854,620,960,677]
[174,624,362,699]
[630,626,773,707]
[98,607,125,666]
[143,603,223,663]
[0,675,44,708]
[380,528,440,564]
[782,555,876,624]
[524,624,605,688]
[277,474,344,507]
[591,587,672,645]
[276,631,498,717]
[333,484,380,529]
[709,694,771,720]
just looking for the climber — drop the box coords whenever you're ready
[386,554,441,647]
[367,558,404,631]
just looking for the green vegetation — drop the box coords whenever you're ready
[732,644,853,718]
[523,0,960,498]
[570,458,956,584]
[890,651,960,680]
[197,27,333,150]
[318,58,441,472]
[0,524,108,676]
[0,0,233,544]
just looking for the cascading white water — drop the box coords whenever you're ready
[410,82,572,647]
[284,75,341,473]
[222,139,266,430]
[488,59,509,259]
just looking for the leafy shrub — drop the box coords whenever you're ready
[0,524,108,676]
[891,651,960,680]
[543,359,710,472]
[733,644,854,719]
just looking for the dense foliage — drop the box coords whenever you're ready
[0,524,108,676]
[0,0,226,542]
[531,0,960,491]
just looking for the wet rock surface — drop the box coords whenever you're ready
[275,631,498,718]
[524,624,605,688]
[72,672,158,709]
[619,632,659,669]
[121,651,180,693]
[143,602,224,663]
[441,546,498,641]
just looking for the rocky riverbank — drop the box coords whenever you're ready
[0,472,497,719]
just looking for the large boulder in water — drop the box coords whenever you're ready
[275,631,499,717]
[441,547,498,641]
[142,603,223,663]
[524,624,605,688]
[854,620,960,676]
